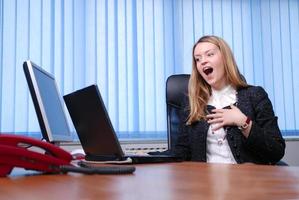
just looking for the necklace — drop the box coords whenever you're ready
[216,135,226,145]
[211,126,227,146]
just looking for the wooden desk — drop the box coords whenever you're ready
[1,162,299,200]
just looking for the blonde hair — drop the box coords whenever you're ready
[187,35,248,125]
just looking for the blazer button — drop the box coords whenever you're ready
[229,135,234,140]
[233,143,237,148]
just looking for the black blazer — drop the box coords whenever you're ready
[174,86,285,165]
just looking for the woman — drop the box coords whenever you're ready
[174,35,285,164]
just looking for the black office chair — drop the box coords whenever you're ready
[165,74,288,166]
[166,74,190,151]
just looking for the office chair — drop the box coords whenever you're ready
[165,74,288,166]
[166,74,190,151]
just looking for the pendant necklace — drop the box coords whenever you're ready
[217,135,226,145]
[212,126,227,146]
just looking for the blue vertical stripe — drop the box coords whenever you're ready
[287,0,296,129]
[289,0,299,129]
[0,0,3,131]
[15,0,29,132]
[2,0,17,131]
[280,0,295,129]
[12,0,17,132]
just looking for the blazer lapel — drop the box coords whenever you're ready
[236,88,251,116]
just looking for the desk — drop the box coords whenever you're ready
[1,162,299,200]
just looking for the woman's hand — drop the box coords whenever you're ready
[206,104,247,132]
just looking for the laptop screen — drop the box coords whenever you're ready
[23,60,72,143]
[63,85,124,160]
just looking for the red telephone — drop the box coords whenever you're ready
[0,134,72,176]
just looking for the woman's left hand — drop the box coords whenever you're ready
[206,104,247,131]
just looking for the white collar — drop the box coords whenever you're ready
[208,85,237,108]
[211,84,235,98]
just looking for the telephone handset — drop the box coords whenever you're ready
[0,134,136,176]
[0,134,72,176]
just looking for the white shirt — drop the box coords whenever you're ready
[206,85,237,164]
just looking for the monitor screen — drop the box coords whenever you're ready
[23,60,73,143]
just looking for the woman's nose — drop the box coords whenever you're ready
[201,60,208,66]
[200,56,208,65]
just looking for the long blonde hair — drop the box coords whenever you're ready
[187,35,248,125]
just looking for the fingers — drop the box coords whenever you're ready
[210,108,225,113]
[207,117,223,124]
[210,123,224,131]
[206,109,230,130]
[206,113,222,119]
[207,105,245,131]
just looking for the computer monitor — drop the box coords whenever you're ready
[23,60,73,143]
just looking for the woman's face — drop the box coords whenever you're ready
[194,42,228,90]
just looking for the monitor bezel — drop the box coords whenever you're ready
[23,60,73,143]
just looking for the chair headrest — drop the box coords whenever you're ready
[166,74,190,108]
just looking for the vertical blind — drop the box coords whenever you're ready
[0,0,298,136]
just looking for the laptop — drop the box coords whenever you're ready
[63,85,181,164]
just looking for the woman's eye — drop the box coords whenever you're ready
[207,53,214,57]
[195,58,201,62]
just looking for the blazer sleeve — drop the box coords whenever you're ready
[244,86,285,164]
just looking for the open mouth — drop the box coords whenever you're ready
[203,67,213,76]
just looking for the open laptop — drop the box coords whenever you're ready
[63,85,181,164]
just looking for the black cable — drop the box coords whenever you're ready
[60,165,136,175]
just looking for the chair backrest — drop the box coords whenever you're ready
[166,74,190,151]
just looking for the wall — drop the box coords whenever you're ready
[284,139,299,166]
